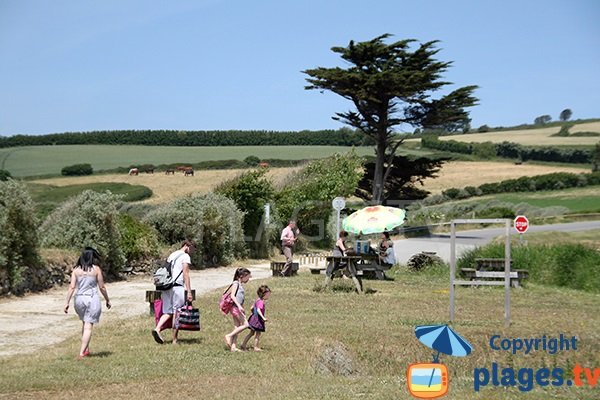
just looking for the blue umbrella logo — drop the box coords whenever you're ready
[415,324,473,363]
[408,324,473,394]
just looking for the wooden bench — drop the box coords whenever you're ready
[459,258,529,288]
[270,261,299,277]
[145,289,196,315]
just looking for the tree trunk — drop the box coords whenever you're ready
[372,139,387,203]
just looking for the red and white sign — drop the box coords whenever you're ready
[514,215,529,234]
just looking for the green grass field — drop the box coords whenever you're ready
[481,187,600,214]
[0,269,597,399]
[0,145,379,177]
[26,182,153,218]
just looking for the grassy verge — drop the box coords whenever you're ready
[26,182,153,219]
[1,269,598,399]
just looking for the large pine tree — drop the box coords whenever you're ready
[304,34,478,202]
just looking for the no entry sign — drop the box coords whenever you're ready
[514,215,529,234]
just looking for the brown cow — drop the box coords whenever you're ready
[184,168,194,177]
[165,169,175,175]
[128,168,139,176]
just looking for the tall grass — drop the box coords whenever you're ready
[458,243,600,293]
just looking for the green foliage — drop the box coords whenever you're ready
[0,129,368,148]
[356,154,448,202]
[477,124,490,133]
[304,34,478,201]
[215,169,275,258]
[116,214,160,266]
[559,108,572,122]
[0,180,40,294]
[534,115,552,125]
[40,190,125,277]
[144,192,246,267]
[458,243,600,293]
[593,143,600,172]
[0,170,11,181]
[61,163,93,176]
[274,152,364,245]
[243,156,260,166]
[551,124,572,137]
[472,142,497,159]
[421,136,473,155]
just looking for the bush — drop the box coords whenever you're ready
[40,190,125,278]
[117,214,160,268]
[144,192,246,267]
[442,188,461,199]
[0,170,12,181]
[243,155,261,166]
[475,207,516,219]
[61,163,93,176]
[0,180,40,294]
[477,125,490,133]
[472,142,496,159]
[215,169,275,258]
[274,152,364,246]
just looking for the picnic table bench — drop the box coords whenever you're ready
[145,289,196,315]
[459,258,529,288]
[270,261,299,276]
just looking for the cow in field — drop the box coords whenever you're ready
[128,168,139,176]
[165,169,175,175]
[184,168,194,177]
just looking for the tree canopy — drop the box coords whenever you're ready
[303,34,478,202]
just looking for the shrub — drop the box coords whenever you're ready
[472,142,496,159]
[40,190,125,278]
[144,192,246,267]
[274,152,364,246]
[0,170,12,181]
[477,125,490,133]
[215,169,275,258]
[243,155,261,166]
[475,207,516,219]
[117,214,160,267]
[442,188,461,199]
[61,163,93,176]
[0,180,40,294]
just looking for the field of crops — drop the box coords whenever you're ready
[439,121,600,146]
[0,145,375,177]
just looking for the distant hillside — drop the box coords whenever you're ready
[0,128,374,148]
[440,121,600,147]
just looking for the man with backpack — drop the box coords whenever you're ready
[152,239,195,345]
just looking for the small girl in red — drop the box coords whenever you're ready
[241,285,271,351]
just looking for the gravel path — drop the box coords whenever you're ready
[0,264,271,358]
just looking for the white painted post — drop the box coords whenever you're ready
[450,221,456,322]
[505,219,511,327]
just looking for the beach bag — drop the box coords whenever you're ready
[153,298,172,331]
[219,282,238,315]
[153,253,184,291]
[176,301,201,331]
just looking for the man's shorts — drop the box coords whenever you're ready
[161,286,185,314]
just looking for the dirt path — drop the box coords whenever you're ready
[0,264,272,358]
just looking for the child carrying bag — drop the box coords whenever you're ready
[219,282,238,315]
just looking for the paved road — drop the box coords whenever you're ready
[393,220,600,264]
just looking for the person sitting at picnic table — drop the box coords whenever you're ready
[324,230,349,283]
[378,240,396,267]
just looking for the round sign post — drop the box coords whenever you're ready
[332,197,346,239]
[514,215,529,245]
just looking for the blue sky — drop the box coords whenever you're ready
[0,0,598,136]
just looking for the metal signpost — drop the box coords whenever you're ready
[514,215,529,245]
[332,197,346,239]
